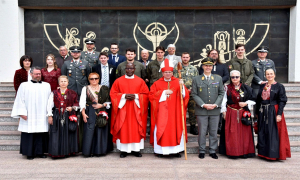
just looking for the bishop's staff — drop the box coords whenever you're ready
[177,62,187,160]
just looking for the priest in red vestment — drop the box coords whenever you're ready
[149,59,189,158]
[110,63,149,158]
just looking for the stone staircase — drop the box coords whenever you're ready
[1,82,300,153]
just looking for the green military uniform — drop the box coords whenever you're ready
[226,56,254,86]
[147,60,163,87]
[80,51,100,71]
[173,64,199,125]
[116,60,146,79]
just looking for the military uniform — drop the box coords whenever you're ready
[80,51,100,71]
[226,56,254,86]
[147,60,163,87]
[116,60,146,79]
[173,64,199,126]
[61,59,90,97]
[191,58,224,156]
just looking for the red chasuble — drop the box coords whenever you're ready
[110,75,149,143]
[149,76,189,147]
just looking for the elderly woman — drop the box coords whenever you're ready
[256,68,291,160]
[47,75,79,158]
[219,70,256,158]
[41,54,61,91]
[80,72,113,157]
[13,55,33,92]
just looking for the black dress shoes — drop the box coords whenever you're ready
[120,152,127,158]
[209,153,218,159]
[173,153,181,158]
[27,156,34,160]
[198,153,205,159]
[190,125,199,135]
[132,151,142,157]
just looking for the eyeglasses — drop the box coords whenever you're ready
[110,48,118,49]
[231,76,240,79]
[125,68,135,70]
[89,78,99,80]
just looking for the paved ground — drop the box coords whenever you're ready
[0,151,299,179]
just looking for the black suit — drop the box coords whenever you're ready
[92,64,116,88]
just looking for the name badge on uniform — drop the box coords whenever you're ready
[257,68,259,71]
[212,82,219,84]
[202,76,205,80]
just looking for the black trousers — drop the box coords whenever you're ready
[20,132,49,157]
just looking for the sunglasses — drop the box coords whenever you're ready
[89,78,99,80]
[231,76,240,79]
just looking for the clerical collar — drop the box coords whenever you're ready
[125,75,134,79]
[164,78,171,82]
[31,80,42,83]
[203,74,211,79]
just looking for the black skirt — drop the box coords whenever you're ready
[48,109,78,157]
[82,105,113,156]
[20,132,48,157]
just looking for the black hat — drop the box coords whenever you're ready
[84,38,96,44]
[69,46,82,52]
[201,57,214,66]
[257,46,269,53]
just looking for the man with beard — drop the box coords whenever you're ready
[110,63,149,158]
[81,39,100,71]
[173,52,199,135]
[116,48,146,79]
[11,67,51,160]
[198,49,229,84]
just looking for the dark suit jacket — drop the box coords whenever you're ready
[198,62,229,84]
[56,55,73,69]
[92,64,116,88]
[107,54,126,67]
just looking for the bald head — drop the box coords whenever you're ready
[141,49,149,61]
[125,63,135,77]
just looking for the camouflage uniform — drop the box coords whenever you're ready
[174,64,199,125]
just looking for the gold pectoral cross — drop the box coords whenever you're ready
[167,82,170,98]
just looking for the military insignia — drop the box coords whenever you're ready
[202,76,204,80]
[212,82,219,84]
[229,65,232,69]
[200,87,202,92]
[80,60,82,63]
[211,76,214,80]
[70,64,73,66]
[257,68,259,71]
[82,69,85,75]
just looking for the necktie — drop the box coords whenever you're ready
[102,66,109,87]
[112,56,116,63]
[206,76,210,82]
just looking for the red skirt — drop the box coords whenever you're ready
[258,105,291,160]
[225,107,255,156]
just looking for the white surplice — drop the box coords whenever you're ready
[11,81,51,133]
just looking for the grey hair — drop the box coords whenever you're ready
[59,46,67,50]
[167,44,176,50]
[230,70,240,76]
[58,75,69,82]
[30,66,42,73]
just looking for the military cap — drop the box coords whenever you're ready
[84,38,96,44]
[201,57,214,66]
[69,46,82,52]
[257,46,269,53]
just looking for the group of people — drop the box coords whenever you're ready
[11,39,291,161]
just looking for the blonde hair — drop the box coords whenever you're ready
[44,54,58,70]
[58,75,69,82]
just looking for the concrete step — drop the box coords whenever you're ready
[0,115,18,122]
[0,131,20,140]
[285,101,300,108]
[286,123,300,132]
[286,90,300,96]
[0,101,14,108]
[0,95,15,101]
[0,90,16,96]
[287,96,300,101]
[0,84,14,91]
[0,108,11,115]
[282,108,300,115]
[282,83,300,91]
[0,122,18,131]
[0,140,20,151]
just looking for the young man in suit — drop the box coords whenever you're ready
[107,43,126,67]
[92,52,116,88]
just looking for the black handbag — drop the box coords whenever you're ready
[68,114,78,132]
[241,111,252,126]
[95,113,108,128]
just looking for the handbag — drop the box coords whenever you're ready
[241,111,252,126]
[68,114,77,132]
[95,111,108,128]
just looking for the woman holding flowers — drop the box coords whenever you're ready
[256,68,290,160]
[219,70,256,158]
[80,72,113,157]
